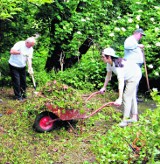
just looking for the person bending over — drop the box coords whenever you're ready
[9,37,35,101]
[100,47,142,127]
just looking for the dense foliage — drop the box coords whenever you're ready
[0,0,160,90]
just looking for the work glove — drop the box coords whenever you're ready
[28,67,34,75]
[114,98,122,106]
[99,87,106,94]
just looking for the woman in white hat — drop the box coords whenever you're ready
[100,47,142,127]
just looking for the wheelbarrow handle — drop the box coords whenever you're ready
[85,101,116,119]
[85,91,101,101]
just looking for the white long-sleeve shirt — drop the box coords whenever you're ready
[124,35,143,64]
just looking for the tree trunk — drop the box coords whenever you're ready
[45,1,92,72]
[64,37,93,69]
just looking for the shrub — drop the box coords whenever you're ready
[91,89,160,163]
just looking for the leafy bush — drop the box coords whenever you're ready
[40,80,84,110]
[56,50,112,91]
[1,0,160,91]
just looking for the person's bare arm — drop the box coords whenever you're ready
[99,71,112,93]
[10,48,21,55]
[114,77,124,105]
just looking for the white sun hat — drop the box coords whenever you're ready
[102,48,119,58]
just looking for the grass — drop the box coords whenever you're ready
[0,86,156,163]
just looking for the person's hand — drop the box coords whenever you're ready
[138,44,144,49]
[22,53,29,57]
[99,87,106,94]
[28,67,34,75]
[114,98,122,106]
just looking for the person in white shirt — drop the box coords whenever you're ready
[124,28,145,66]
[124,28,145,101]
[9,37,35,101]
[99,48,142,127]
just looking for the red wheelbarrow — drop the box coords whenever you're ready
[33,91,118,133]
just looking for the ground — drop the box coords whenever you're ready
[0,87,157,163]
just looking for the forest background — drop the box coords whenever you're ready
[0,0,160,91]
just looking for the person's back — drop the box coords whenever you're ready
[124,28,145,66]
[124,35,143,64]
[107,59,142,81]
[124,28,145,102]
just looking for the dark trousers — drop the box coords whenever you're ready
[9,64,26,99]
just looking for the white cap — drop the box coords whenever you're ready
[102,48,119,58]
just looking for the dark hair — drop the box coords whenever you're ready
[111,56,126,67]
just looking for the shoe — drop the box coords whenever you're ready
[22,94,27,99]
[126,119,137,123]
[22,92,27,99]
[16,97,27,102]
[16,97,23,101]
[119,121,128,127]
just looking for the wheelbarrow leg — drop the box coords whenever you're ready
[79,119,85,134]
[80,120,83,134]
[67,121,78,135]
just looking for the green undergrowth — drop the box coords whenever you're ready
[90,91,160,164]
[0,83,159,163]
[90,107,160,164]
[0,81,119,163]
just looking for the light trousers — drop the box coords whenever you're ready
[123,76,141,118]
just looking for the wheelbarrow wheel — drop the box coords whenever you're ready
[33,111,58,132]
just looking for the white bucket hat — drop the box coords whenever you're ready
[102,48,119,58]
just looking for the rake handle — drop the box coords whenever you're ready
[31,74,36,90]
[142,50,150,91]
